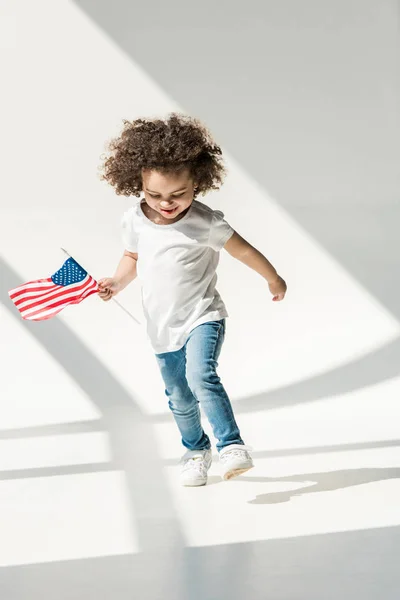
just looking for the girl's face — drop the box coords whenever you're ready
[142,168,196,223]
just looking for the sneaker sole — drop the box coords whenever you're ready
[222,464,254,481]
[181,479,207,487]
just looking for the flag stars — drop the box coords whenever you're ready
[51,258,88,286]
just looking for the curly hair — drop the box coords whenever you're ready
[100,113,226,197]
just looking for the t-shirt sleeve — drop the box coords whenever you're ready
[208,210,234,251]
[121,207,139,253]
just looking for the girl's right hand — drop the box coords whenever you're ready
[98,278,121,302]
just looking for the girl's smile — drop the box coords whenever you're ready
[160,206,178,216]
[142,168,196,224]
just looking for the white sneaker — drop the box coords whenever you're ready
[180,449,212,487]
[219,444,254,480]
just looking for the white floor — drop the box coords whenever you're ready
[1,2,399,598]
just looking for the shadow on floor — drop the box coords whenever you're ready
[3,525,400,600]
[243,467,400,504]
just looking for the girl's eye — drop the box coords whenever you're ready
[148,192,185,199]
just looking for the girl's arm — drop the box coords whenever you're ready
[224,232,287,301]
[98,250,138,302]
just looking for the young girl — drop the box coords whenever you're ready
[98,114,287,487]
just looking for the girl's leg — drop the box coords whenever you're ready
[185,320,244,452]
[155,347,211,451]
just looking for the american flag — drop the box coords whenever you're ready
[8,258,98,321]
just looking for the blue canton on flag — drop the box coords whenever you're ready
[51,258,89,286]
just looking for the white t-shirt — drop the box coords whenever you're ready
[122,199,234,353]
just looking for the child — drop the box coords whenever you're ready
[98,114,287,487]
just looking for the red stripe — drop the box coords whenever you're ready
[14,284,63,307]
[23,281,98,320]
[9,279,53,299]
[81,287,98,299]
[17,277,95,311]
[21,279,96,318]
[25,305,67,321]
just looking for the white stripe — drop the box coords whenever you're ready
[16,276,91,309]
[24,305,64,321]
[81,283,97,298]
[21,278,95,318]
[13,285,61,305]
[9,279,54,297]
[20,278,94,317]
[25,283,97,321]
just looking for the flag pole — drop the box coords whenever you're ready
[60,247,141,325]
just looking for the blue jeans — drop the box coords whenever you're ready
[155,320,244,452]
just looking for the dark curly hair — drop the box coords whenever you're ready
[100,113,226,197]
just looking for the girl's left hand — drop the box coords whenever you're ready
[269,275,287,302]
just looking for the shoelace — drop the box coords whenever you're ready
[181,457,208,476]
[220,449,249,463]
